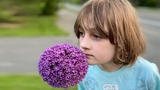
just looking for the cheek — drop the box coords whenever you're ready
[95,44,115,61]
[79,38,82,47]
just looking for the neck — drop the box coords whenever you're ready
[98,62,123,72]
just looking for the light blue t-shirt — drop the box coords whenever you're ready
[78,57,160,90]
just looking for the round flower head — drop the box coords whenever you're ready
[38,43,88,88]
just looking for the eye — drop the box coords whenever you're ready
[79,30,84,37]
[93,34,101,39]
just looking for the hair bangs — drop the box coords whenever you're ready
[74,0,109,39]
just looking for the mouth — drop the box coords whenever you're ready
[85,54,93,59]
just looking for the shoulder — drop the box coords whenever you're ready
[127,57,160,89]
[134,57,159,74]
[133,57,160,84]
[125,57,160,82]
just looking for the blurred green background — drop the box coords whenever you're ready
[0,74,77,90]
[0,0,159,90]
[0,0,68,36]
[0,0,159,36]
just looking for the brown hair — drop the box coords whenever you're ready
[74,0,146,66]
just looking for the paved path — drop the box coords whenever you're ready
[0,9,78,74]
[56,9,78,37]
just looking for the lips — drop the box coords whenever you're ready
[85,54,93,58]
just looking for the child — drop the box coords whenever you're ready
[74,0,160,90]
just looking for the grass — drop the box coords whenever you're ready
[0,16,69,36]
[0,74,77,90]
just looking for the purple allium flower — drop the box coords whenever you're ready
[38,43,88,88]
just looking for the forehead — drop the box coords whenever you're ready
[80,16,98,35]
[80,13,93,30]
[79,13,108,37]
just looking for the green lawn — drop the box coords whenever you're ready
[0,16,69,36]
[0,74,77,90]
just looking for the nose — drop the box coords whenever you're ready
[80,35,91,50]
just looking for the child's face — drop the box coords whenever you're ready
[79,28,116,66]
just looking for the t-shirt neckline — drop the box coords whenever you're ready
[95,65,126,77]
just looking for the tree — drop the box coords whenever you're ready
[81,0,87,4]
[128,0,140,6]
[41,0,60,15]
[158,0,160,7]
